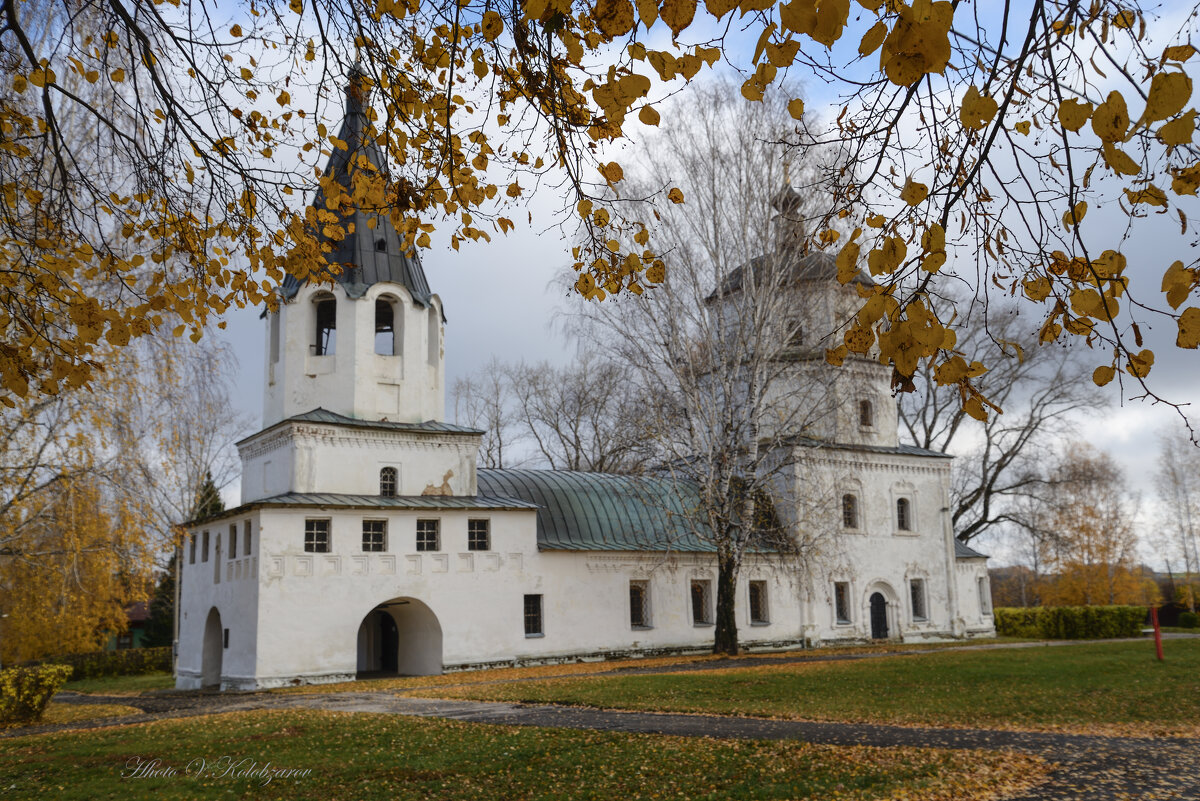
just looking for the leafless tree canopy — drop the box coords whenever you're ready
[898,296,1105,543]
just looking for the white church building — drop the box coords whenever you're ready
[175,83,994,691]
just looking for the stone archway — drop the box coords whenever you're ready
[201,607,223,689]
[356,598,442,676]
[869,592,889,639]
[865,582,899,640]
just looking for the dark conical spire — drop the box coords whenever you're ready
[281,65,434,309]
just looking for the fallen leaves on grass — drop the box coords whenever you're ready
[0,709,1051,801]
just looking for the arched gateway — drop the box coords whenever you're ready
[201,607,223,688]
[356,598,443,676]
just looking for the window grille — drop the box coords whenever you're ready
[362,520,387,552]
[304,519,330,553]
[524,594,543,636]
[467,519,490,551]
[416,519,440,552]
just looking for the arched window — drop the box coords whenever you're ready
[896,497,911,531]
[379,467,397,497]
[841,494,859,529]
[427,306,439,366]
[268,311,280,363]
[375,298,396,355]
[859,399,873,427]
[314,294,337,355]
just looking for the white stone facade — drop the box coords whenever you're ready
[175,98,992,690]
[176,263,995,689]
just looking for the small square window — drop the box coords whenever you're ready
[243,520,252,556]
[229,524,237,559]
[749,580,769,625]
[834,581,851,624]
[202,531,210,562]
[524,594,543,636]
[304,519,330,553]
[630,581,650,629]
[910,578,927,621]
[416,519,440,552]
[690,580,713,625]
[189,534,196,565]
[468,519,490,551]
[362,519,387,552]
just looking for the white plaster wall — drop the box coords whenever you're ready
[262,282,444,429]
[177,513,262,690]
[239,422,480,502]
[795,450,961,643]
[245,507,812,687]
[956,559,996,636]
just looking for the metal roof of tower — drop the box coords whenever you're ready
[280,67,434,308]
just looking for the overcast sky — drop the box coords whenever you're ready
[207,8,1200,570]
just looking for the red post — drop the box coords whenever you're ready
[1151,606,1164,662]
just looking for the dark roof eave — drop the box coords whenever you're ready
[235,408,484,448]
[183,492,539,528]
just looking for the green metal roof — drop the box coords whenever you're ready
[477,469,718,552]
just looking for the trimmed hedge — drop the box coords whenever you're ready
[1180,611,1199,629]
[0,664,72,725]
[50,647,172,681]
[994,605,1147,639]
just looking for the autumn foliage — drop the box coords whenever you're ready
[1,0,1198,420]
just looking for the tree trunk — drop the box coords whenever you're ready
[713,550,740,655]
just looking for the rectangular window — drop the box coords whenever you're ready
[524,594,543,636]
[223,628,230,649]
[189,534,196,565]
[416,519,440,552]
[910,578,927,621]
[834,581,851,624]
[630,581,650,629]
[690,580,713,625]
[749,580,769,625]
[244,520,252,556]
[202,531,210,562]
[362,519,387,552]
[979,576,992,614]
[304,519,330,553]
[229,524,237,559]
[467,518,490,551]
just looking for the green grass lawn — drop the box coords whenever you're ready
[0,709,1045,801]
[61,672,175,695]
[417,639,1200,735]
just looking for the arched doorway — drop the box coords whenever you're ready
[201,607,223,689]
[869,592,889,639]
[356,598,442,676]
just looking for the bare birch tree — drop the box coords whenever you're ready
[566,81,849,654]
[450,357,522,469]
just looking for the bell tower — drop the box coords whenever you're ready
[261,69,445,427]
